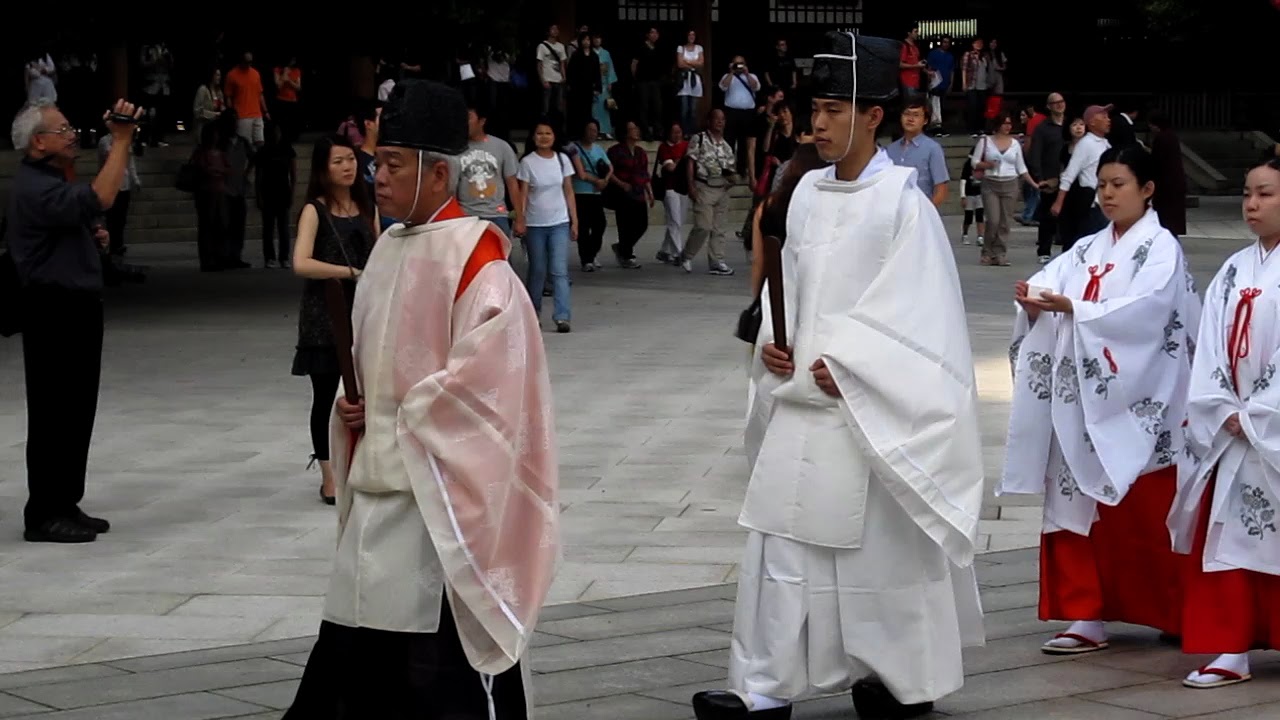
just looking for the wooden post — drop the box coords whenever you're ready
[107,43,128,100]
[687,0,713,122]
[553,0,577,40]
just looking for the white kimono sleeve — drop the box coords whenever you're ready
[819,191,985,567]
[1067,239,1184,502]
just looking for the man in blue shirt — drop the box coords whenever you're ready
[925,35,955,136]
[885,99,950,207]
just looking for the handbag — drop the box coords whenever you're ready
[971,137,988,180]
[734,295,762,345]
[174,153,199,194]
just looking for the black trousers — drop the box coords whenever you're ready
[262,203,291,263]
[724,108,755,175]
[576,194,606,265]
[195,192,227,271]
[104,190,131,255]
[285,597,527,719]
[226,196,247,263]
[1035,188,1059,256]
[142,92,168,146]
[21,286,103,530]
[614,197,649,259]
[308,372,340,461]
[636,81,664,139]
[966,89,986,134]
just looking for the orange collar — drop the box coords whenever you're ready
[429,197,465,223]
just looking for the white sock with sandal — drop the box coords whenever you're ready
[1185,653,1251,688]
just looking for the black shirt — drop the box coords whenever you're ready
[634,43,665,82]
[7,157,104,291]
[255,143,297,207]
[763,53,796,88]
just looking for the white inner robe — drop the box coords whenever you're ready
[1170,242,1280,575]
[732,154,985,705]
[1001,209,1200,534]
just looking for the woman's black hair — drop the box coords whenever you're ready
[1098,145,1157,205]
[1252,147,1280,173]
[305,134,375,221]
[988,111,1014,135]
[522,117,565,159]
[760,143,829,233]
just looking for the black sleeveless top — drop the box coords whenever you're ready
[291,201,375,376]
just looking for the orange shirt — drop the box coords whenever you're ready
[225,66,264,119]
[275,67,301,102]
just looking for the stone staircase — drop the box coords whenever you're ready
[1180,130,1276,195]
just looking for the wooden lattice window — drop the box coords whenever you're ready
[768,0,862,25]
[617,0,684,23]
[918,19,978,40]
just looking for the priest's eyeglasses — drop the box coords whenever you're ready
[37,124,78,137]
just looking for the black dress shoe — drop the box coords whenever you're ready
[692,691,791,720]
[74,509,110,534]
[24,518,97,544]
[320,486,336,506]
[851,678,934,719]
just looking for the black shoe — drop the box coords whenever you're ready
[73,509,110,534]
[24,518,97,544]
[320,486,336,506]
[850,678,934,719]
[692,691,791,720]
[555,321,571,334]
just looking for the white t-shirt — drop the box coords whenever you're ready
[721,71,759,110]
[378,79,395,101]
[970,136,1029,179]
[678,45,704,98]
[517,152,574,227]
[536,42,566,84]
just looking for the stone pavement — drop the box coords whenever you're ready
[0,549,1275,718]
[0,206,1259,679]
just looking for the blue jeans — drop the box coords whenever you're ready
[1020,183,1040,222]
[524,223,571,322]
[680,95,698,136]
[484,216,512,237]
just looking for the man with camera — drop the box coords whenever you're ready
[678,108,737,276]
[7,98,141,543]
[718,55,760,176]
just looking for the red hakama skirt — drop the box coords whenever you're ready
[1039,465,1182,634]
[1181,477,1280,653]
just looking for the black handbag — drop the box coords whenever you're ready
[734,295,762,345]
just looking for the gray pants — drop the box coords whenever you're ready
[980,176,1019,261]
[682,182,730,264]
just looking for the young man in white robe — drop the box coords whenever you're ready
[1168,154,1280,689]
[692,31,986,720]
[284,80,559,720]
[1003,145,1200,656]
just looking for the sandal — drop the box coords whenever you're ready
[1040,632,1110,655]
[1183,666,1251,689]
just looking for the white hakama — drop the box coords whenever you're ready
[730,477,983,705]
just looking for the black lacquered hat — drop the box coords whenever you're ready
[379,79,468,155]
[811,31,901,103]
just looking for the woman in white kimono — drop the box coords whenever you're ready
[1168,153,1280,689]
[1003,145,1201,655]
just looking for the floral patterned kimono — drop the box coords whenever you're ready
[1169,241,1280,653]
[1002,208,1201,630]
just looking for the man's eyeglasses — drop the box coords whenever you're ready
[37,125,78,137]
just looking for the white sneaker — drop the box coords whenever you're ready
[264,259,278,269]
[962,235,971,245]
[1038,255,1051,265]
[708,261,735,276]
[681,258,693,273]
[976,236,985,247]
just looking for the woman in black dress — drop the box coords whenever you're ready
[290,135,376,504]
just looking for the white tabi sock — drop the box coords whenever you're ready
[746,692,790,711]
[1044,620,1106,648]
[1186,652,1250,684]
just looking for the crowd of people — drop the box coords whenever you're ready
[8,22,1280,720]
